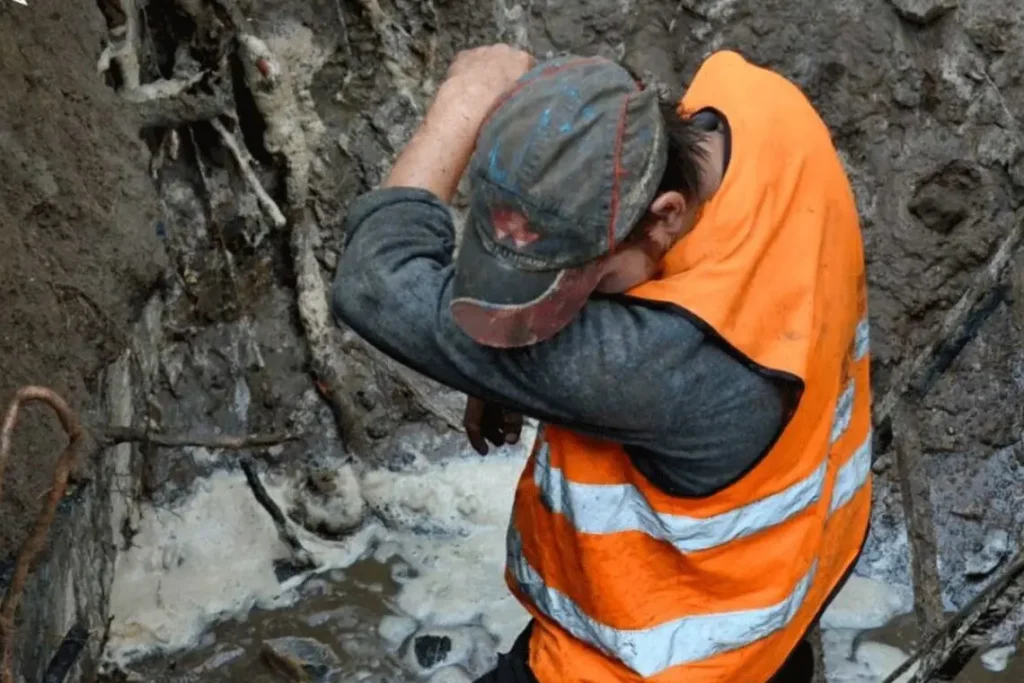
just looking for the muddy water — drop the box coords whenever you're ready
[107,430,1022,683]
[134,565,1023,683]
[861,614,1022,683]
[135,559,409,682]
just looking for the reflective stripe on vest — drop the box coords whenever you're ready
[532,369,862,555]
[508,526,817,676]
[854,316,870,362]
[830,430,872,514]
[510,431,872,677]
[534,443,828,553]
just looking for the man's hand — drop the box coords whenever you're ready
[383,44,534,202]
[446,44,535,98]
[464,396,523,455]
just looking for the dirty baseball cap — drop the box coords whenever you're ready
[450,55,668,348]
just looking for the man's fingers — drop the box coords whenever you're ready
[504,410,524,444]
[482,403,507,447]
[464,397,489,455]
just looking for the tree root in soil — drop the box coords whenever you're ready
[210,117,288,229]
[893,403,945,634]
[292,209,370,454]
[0,385,301,683]
[240,457,315,569]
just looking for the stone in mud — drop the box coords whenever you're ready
[261,637,341,682]
[416,634,453,668]
[402,626,499,675]
[291,464,366,536]
[887,0,958,24]
[964,528,1011,577]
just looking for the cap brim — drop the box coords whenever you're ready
[451,221,602,348]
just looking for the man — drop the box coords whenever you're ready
[333,44,872,683]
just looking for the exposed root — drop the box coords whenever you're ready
[292,210,369,454]
[94,426,299,450]
[240,458,315,569]
[130,75,234,129]
[96,0,142,91]
[235,29,325,211]
[881,549,1024,682]
[893,403,944,634]
[210,117,287,228]
[0,387,86,683]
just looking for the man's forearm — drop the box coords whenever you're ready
[383,79,498,202]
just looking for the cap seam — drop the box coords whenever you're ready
[607,91,634,256]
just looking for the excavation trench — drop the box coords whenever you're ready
[5,0,1024,682]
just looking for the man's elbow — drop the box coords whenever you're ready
[330,259,379,330]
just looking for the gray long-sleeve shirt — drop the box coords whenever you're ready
[332,187,792,497]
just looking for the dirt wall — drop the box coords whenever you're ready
[0,0,166,678]
[4,0,1024,679]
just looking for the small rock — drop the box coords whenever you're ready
[965,529,1011,578]
[402,626,498,676]
[291,464,366,536]
[887,0,957,24]
[415,635,453,669]
[980,644,1016,673]
[261,637,341,682]
[872,455,891,474]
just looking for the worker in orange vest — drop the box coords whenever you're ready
[333,43,872,683]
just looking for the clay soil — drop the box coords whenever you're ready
[0,0,165,559]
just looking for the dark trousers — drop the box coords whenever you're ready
[472,623,816,683]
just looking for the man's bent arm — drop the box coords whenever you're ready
[332,188,789,497]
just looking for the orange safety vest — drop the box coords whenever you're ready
[505,50,873,682]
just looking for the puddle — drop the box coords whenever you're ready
[822,609,1021,682]
[134,560,408,682]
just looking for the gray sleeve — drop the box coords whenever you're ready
[332,187,790,496]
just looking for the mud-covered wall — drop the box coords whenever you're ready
[0,0,167,680]
[4,0,1024,680]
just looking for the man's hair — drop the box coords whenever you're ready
[654,100,709,203]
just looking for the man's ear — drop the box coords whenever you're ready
[648,191,689,238]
